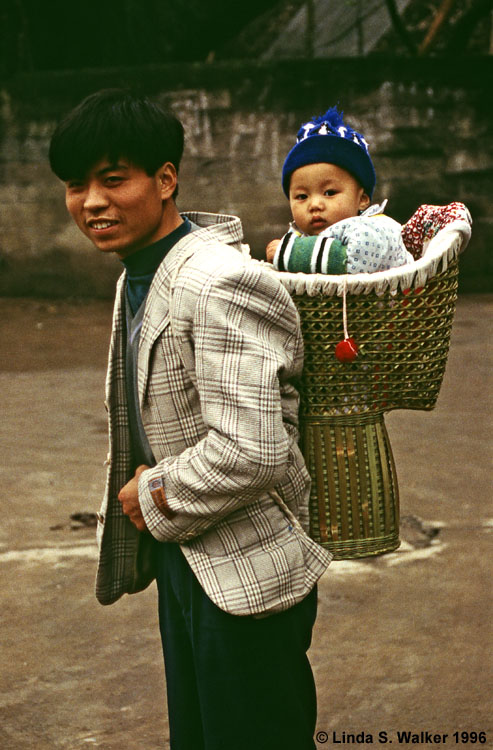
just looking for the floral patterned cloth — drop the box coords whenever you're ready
[401,202,472,259]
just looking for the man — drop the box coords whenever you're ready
[49,89,332,750]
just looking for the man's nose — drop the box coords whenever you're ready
[83,183,109,211]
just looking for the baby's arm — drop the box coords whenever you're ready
[271,231,347,273]
[270,216,413,274]
[334,215,413,273]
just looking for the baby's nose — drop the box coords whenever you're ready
[309,194,325,209]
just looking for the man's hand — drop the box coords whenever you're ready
[118,464,150,532]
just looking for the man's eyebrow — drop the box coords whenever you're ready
[96,163,130,176]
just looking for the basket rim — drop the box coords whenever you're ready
[259,220,470,297]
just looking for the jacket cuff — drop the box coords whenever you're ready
[138,467,189,542]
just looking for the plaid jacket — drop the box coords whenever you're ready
[96,212,331,614]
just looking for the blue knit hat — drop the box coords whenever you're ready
[282,107,376,198]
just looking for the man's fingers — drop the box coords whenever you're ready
[116,466,150,531]
[117,488,127,504]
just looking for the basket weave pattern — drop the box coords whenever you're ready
[295,260,459,418]
[291,260,459,558]
[301,414,399,556]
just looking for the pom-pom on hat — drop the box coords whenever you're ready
[282,107,376,198]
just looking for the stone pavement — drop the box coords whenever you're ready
[0,295,491,749]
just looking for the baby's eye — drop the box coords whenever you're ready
[324,189,337,196]
[294,193,307,201]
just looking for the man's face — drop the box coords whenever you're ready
[64,158,171,258]
[289,162,370,236]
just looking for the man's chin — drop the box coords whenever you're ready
[93,242,121,255]
[88,236,128,257]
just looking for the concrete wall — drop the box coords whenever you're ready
[0,58,491,297]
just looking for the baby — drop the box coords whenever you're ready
[267,107,414,274]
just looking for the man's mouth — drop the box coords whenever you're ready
[88,219,118,230]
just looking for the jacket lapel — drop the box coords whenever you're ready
[136,213,245,411]
[105,273,127,410]
[136,241,184,411]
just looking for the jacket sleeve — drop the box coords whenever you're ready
[273,216,414,275]
[138,257,304,543]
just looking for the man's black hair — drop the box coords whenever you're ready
[49,89,185,183]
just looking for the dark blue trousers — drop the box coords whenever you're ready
[156,542,318,750]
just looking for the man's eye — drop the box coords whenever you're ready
[105,175,124,185]
[67,180,84,190]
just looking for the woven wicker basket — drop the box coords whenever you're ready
[272,219,471,559]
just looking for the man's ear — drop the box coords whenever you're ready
[157,162,178,200]
[359,191,371,212]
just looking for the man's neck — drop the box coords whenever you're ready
[121,216,193,316]
[117,200,184,260]
[159,202,184,238]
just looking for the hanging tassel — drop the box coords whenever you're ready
[335,278,359,362]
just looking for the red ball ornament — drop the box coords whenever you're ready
[335,337,359,363]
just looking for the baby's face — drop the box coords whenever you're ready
[289,163,370,235]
